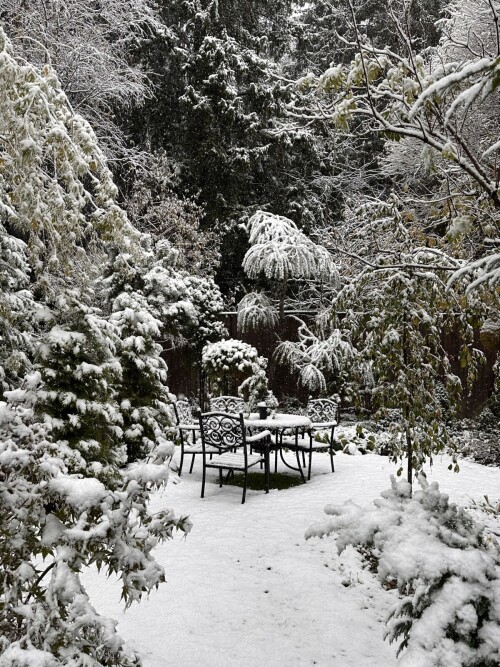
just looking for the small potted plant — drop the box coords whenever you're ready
[257,401,268,420]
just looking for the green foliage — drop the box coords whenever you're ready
[323,199,485,480]
[337,424,376,454]
[31,290,126,477]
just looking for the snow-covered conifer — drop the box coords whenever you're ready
[105,246,178,463]
[0,222,34,396]
[24,289,126,479]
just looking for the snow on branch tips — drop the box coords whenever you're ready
[243,211,338,283]
[237,291,279,333]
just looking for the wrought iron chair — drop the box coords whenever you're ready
[173,400,201,475]
[199,412,271,504]
[280,398,339,480]
[209,395,246,413]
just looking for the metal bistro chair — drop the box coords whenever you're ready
[173,399,201,476]
[280,398,339,480]
[209,396,246,413]
[199,412,271,504]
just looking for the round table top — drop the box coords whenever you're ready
[245,413,311,429]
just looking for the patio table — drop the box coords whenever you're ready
[244,413,311,482]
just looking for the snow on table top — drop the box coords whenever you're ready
[245,412,311,429]
[82,430,500,667]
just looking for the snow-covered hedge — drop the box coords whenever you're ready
[306,476,500,666]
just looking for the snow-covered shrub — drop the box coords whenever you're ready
[0,398,191,666]
[181,275,228,352]
[22,289,127,478]
[202,339,262,384]
[306,476,500,666]
[202,338,273,408]
[337,424,376,455]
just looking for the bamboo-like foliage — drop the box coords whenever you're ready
[237,291,279,333]
[0,28,139,298]
[243,210,338,282]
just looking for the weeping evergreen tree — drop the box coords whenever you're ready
[238,210,338,330]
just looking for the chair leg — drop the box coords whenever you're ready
[242,469,248,504]
[264,451,270,494]
[189,453,196,474]
[308,436,313,481]
[219,469,223,487]
[330,426,335,473]
[178,437,185,476]
[201,457,206,498]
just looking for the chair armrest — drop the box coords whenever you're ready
[247,430,271,443]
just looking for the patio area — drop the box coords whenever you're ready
[82,428,500,666]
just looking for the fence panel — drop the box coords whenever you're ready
[162,313,497,417]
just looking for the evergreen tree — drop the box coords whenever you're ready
[32,289,126,479]
[0,33,191,665]
[105,245,179,463]
[126,0,328,297]
[0,222,34,396]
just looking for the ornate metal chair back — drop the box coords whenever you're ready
[209,396,246,414]
[175,399,194,425]
[199,412,246,456]
[307,398,339,424]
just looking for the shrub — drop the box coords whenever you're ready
[306,476,500,666]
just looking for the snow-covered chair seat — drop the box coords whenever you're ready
[209,451,263,468]
[280,398,339,480]
[199,412,270,504]
[184,440,218,455]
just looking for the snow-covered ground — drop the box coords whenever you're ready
[83,432,500,667]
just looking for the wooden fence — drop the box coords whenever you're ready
[162,313,498,418]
